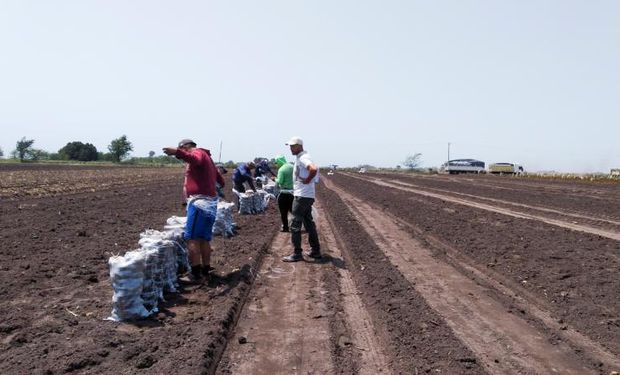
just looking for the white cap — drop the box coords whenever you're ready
[285,136,303,146]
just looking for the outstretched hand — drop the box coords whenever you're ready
[162,147,177,156]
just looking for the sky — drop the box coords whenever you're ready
[1,1,619,173]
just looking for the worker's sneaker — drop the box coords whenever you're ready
[178,273,204,285]
[282,253,303,262]
[306,250,322,259]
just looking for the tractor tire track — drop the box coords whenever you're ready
[323,178,616,374]
[347,173,620,242]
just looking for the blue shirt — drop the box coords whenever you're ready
[233,163,254,184]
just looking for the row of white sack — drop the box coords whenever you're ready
[107,225,190,321]
[107,199,241,321]
[232,188,275,215]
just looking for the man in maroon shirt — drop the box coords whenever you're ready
[163,139,225,283]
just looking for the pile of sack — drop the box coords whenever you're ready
[233,189,275,215]
[107,201,238,321]
[261,180,279,196]
[212,201,237,238]
[107,226,188,321]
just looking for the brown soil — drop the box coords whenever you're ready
[1,164,618,374]
[328,172,619,372]
[0,164,279,374]
[315,181,487,374]
[384,173,620,221]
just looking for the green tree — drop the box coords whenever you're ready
[59,142,80,160]
[13,137,35,162]
[403,153,422,169]
[0,146,4,158]
[108,135,133,162]
[78,144,98,161]
[59,141,98,161]
[148,150,155,158]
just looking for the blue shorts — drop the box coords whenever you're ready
[184,198,217,241]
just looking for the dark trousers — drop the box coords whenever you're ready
[278,192,294,230]
[233,180,246,193]
[291,196,320,254]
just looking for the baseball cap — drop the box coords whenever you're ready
[285,136,303,146]
[178,139,196,148]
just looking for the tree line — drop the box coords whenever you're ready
[1,136,424,170]
[2,136,242,167]
[3,135,159,163]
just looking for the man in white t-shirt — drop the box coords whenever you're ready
[282,136,321,262]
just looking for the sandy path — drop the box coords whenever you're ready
[219,202,390,374]
[217,232,333,374]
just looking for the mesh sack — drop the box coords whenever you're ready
[108,250,150,321]
[213,201,236,237]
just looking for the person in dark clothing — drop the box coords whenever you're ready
[232,162,256,193]
[215,163,228,198]
[254,159,276,179]
[274,155,294,232]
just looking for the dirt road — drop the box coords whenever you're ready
[217,203,390,374]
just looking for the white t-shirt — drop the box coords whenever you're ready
[293,150,319,198]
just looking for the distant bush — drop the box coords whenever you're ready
[128,155,180,165]
[30,149,50,161]
[97,152,116,162]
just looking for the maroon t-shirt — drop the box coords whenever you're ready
[175,148,224,198]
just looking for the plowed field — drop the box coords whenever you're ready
[1,165,618,374]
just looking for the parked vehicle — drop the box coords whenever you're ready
[441,159,486,174]
[489,162,524,175]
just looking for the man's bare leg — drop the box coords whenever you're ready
[186,239,204,281]
[200,240,213,277]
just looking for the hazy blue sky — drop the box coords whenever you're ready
[1,1,618,172]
